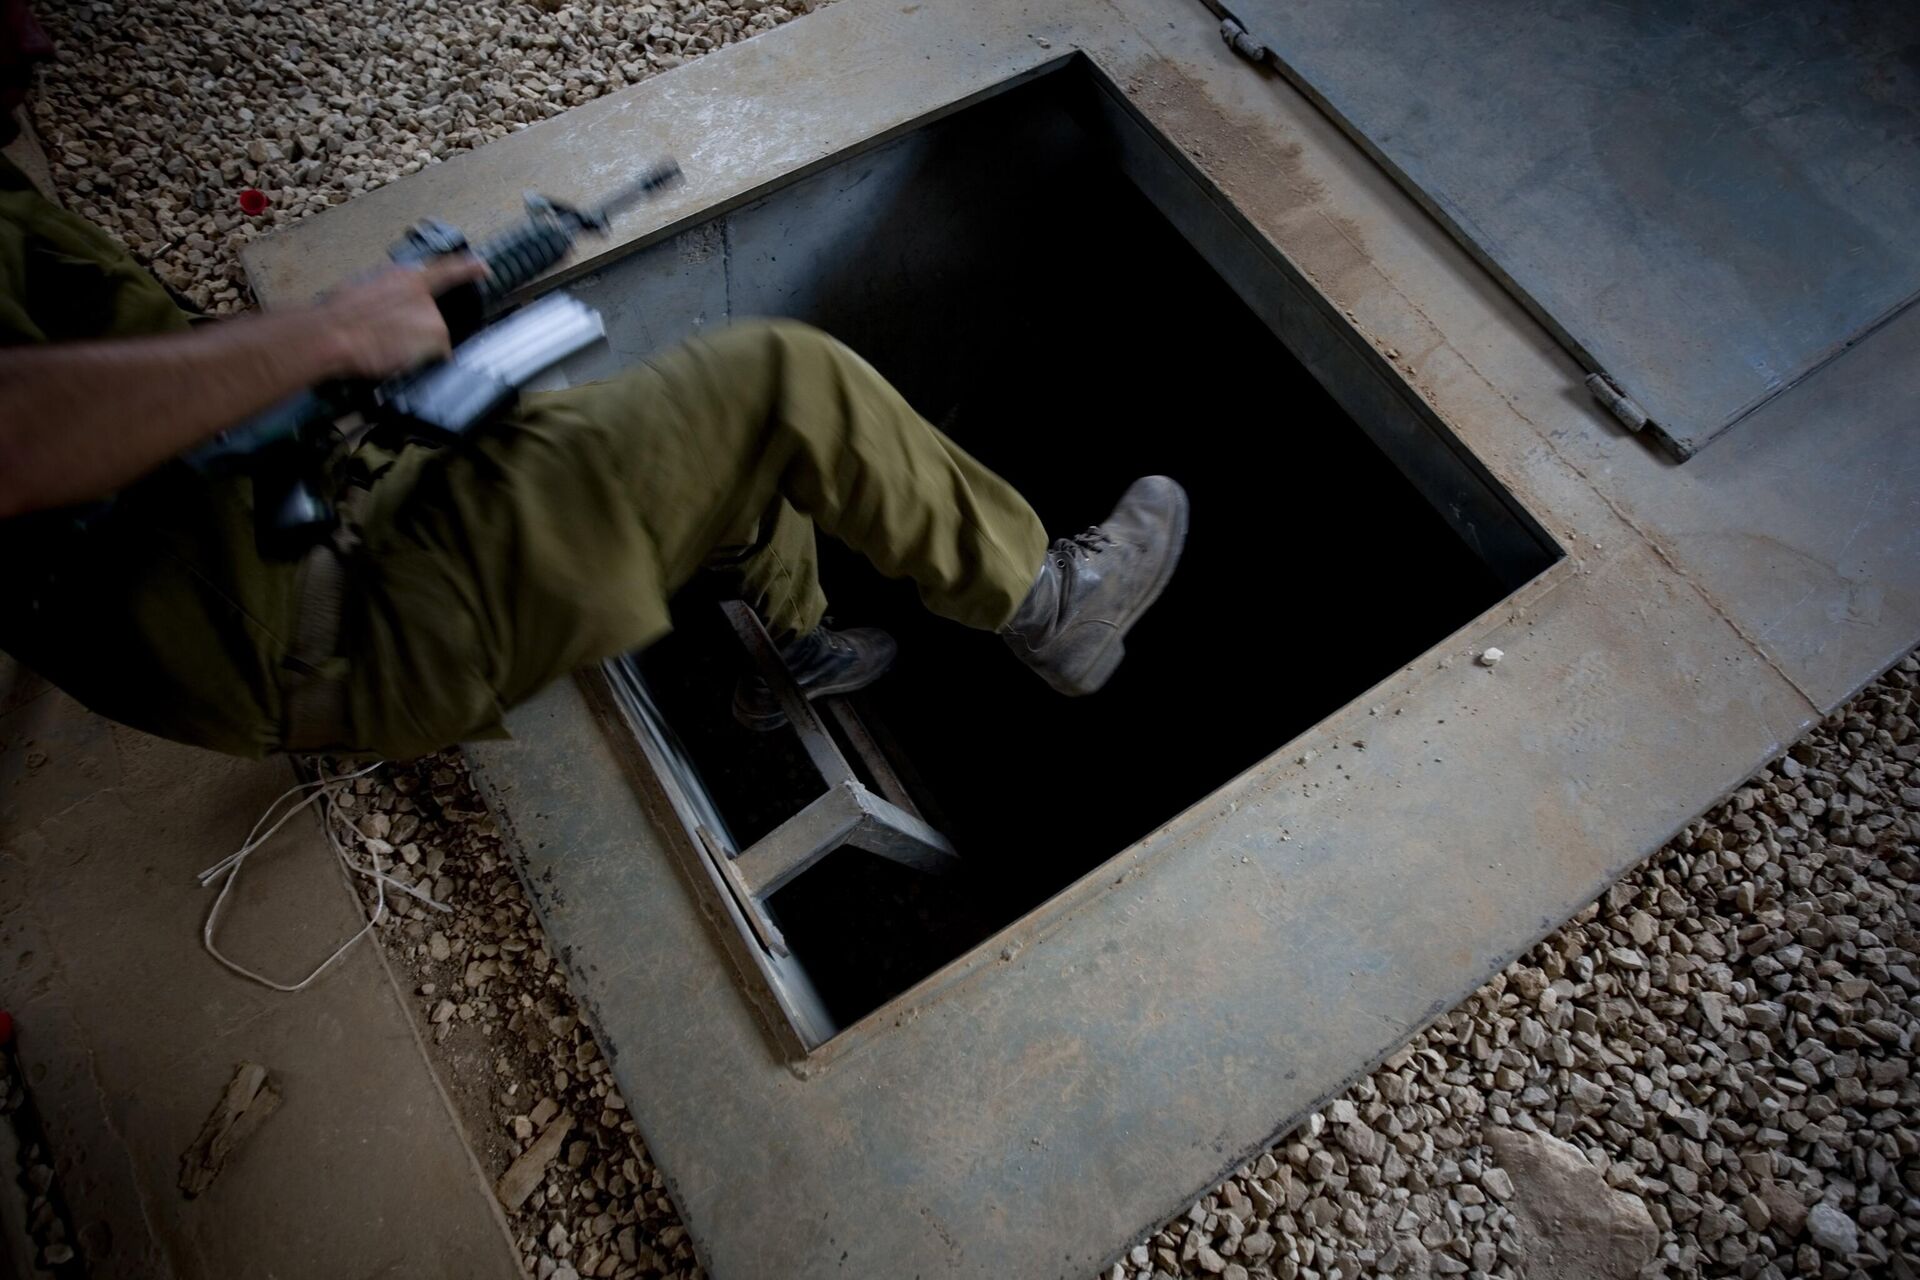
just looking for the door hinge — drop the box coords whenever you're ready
[1584,372,1650,433]
[1220,16,1267,63]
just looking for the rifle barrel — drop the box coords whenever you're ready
[594,158,684,225]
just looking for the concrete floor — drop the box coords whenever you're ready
[0,659,522,1279]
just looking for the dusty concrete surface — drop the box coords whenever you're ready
[0,662,523,1280]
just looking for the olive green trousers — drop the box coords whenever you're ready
[327,320,1050,758]
[0,161,1049,758]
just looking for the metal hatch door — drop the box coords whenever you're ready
[1209,0,1920,459]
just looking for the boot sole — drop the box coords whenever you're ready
[1035,485,1191,697]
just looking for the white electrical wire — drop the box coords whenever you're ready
[198,758,450,993]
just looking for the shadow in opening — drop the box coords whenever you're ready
[631,73,1524,1030]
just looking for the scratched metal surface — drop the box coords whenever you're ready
[251,0,1920,1275]
[1221,0,1920,460]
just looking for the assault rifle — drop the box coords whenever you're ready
[190,158,683,558]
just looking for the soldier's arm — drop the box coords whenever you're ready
[0,256,484,519]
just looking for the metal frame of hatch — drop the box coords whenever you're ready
[576,53,1568,1062]
[596,602,961,1051]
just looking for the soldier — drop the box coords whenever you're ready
[0,32,1186,759]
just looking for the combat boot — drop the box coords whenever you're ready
[1001,475,1189,696]
[733,624,899,731]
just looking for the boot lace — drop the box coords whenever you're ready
[1055,527,1114,566]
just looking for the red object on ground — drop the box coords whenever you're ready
[237,188,271,216]
[0,1009,13,1047]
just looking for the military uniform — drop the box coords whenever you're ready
[0,157,1049,758]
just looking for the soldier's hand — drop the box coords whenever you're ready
[314,256,490,380]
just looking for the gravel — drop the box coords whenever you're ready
[19,8,1919,1278]
[25,0,817,314]
[329,754,698,1280]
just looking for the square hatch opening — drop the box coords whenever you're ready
[566,57,1561,1052]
